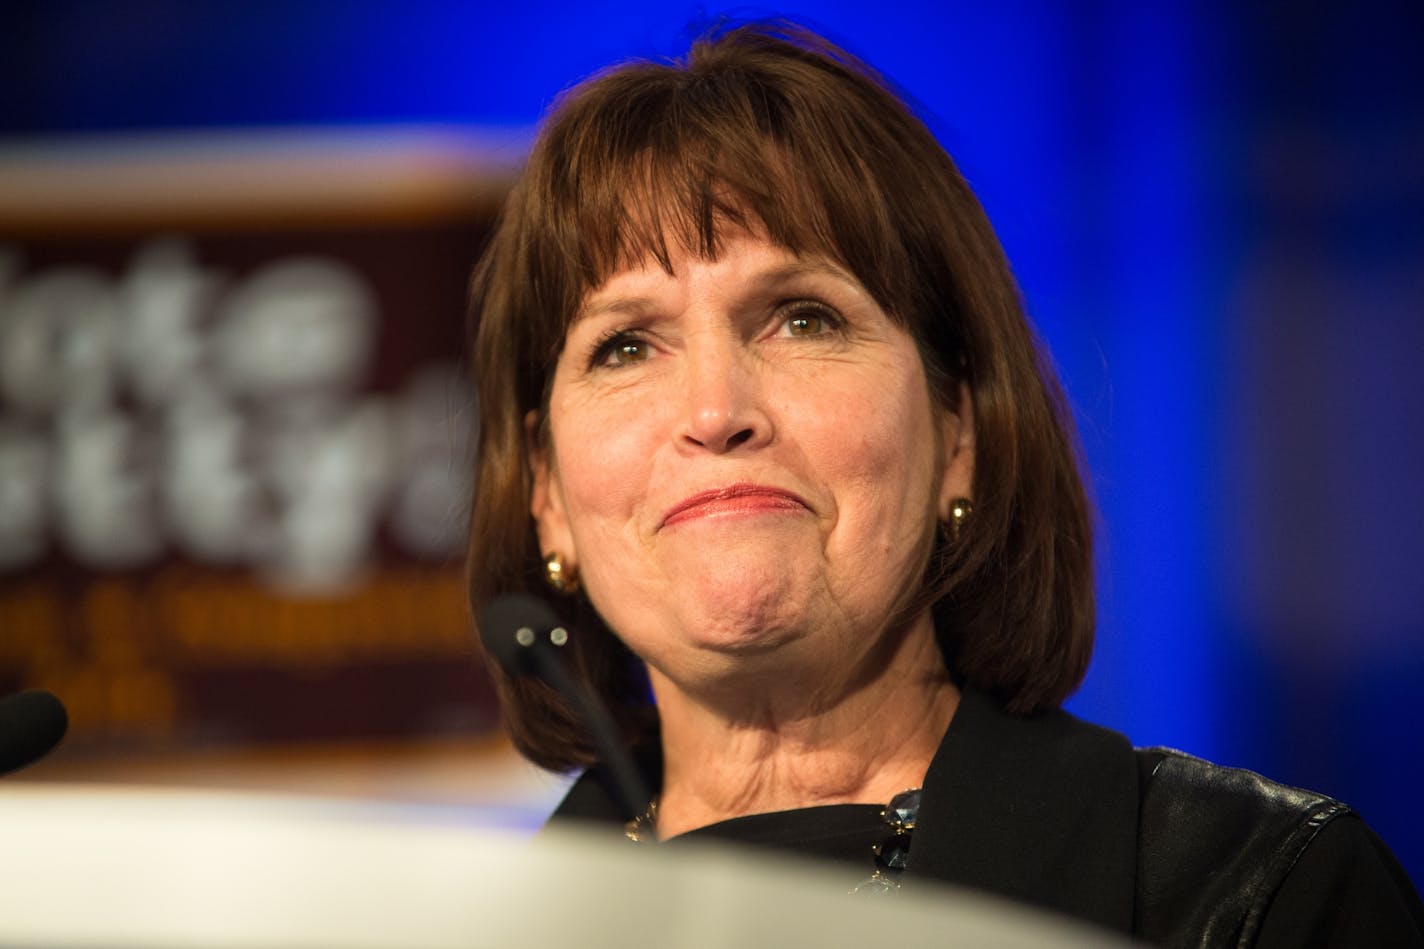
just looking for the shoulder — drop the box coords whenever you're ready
[1134,747,1424,947]
[1134,746,1349,867]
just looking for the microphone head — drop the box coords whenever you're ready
[477,593,568,678]
[0,689,68,777]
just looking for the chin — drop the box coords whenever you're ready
[685,611,804,658]
[620,579,811,670]
[685,556,811,633]
[587,546,828,666]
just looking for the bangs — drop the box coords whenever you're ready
[526,52,918,334]
[577,126,847,288]
[601,146,830,283]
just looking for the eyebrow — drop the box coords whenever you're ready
[574,259,855,324]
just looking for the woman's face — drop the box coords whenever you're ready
[530,229,973,701]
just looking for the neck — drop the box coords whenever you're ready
[649,613,958,839]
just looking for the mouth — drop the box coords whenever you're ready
[660,483,810,529]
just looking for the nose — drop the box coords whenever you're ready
[679,339,773,454]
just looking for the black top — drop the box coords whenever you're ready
[668,804,888,887]
[552,690,1424,946]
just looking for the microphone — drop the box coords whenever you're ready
[479,594,651,822]
[0,689,68,777]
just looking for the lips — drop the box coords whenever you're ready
[660,483,809,529]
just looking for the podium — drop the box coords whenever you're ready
[0,783,1124,947]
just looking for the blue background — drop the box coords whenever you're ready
[3,0,1420,883]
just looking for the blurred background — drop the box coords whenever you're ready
[1,0,1420,882]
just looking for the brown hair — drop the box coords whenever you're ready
[467,21,1094,772]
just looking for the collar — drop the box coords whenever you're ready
[908,689,1139,932]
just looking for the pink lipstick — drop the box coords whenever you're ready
[660,484,808,529]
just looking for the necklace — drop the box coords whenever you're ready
[624,797,658,844]
[623,787,923,894]
[852,787,921,894]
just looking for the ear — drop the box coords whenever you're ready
[526,409,576,568]
[936,382,976,521]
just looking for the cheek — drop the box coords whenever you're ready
[808,370,941,552]
[549,395,660,539]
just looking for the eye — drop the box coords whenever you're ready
[777,300,841,337]
[591,332,651,368]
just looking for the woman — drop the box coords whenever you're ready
[466,21,1422,945]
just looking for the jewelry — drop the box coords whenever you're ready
[543,552,578,594]
[623,787,923,894]
[947,497,972,542]
[850,787,921,895]
[624,797,658,843]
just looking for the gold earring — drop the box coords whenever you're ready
[543,552,578,594]
[947,498,973,542]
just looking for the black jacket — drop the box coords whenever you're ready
[551,690,1423,947]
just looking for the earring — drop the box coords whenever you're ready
[947,498,972,542]
[543,552,578,594]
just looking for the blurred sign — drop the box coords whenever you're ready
[0,128,516,750]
